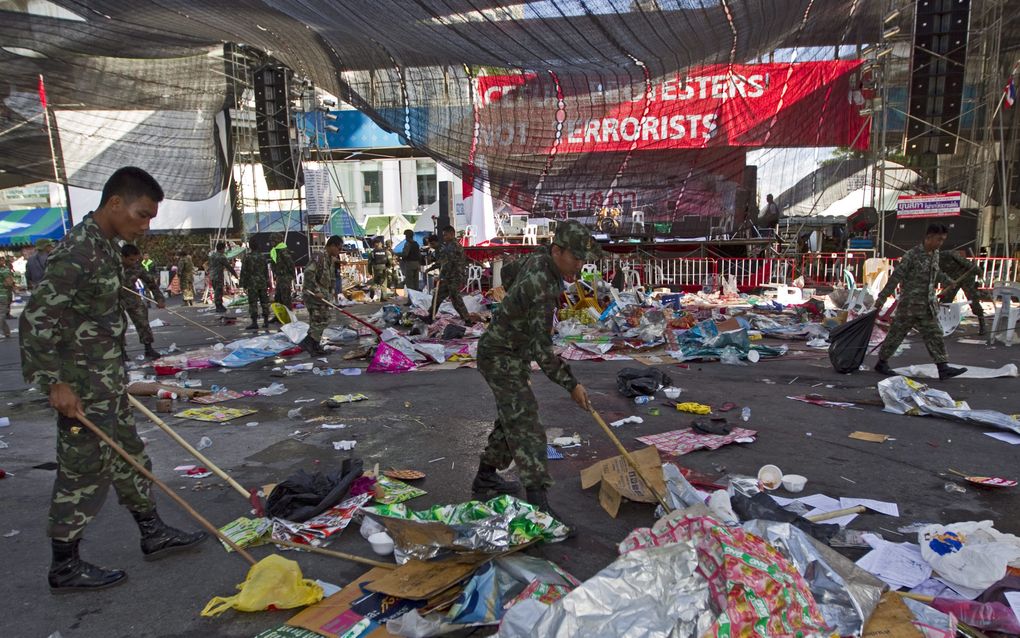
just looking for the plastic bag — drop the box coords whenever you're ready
[200,555,322,617]
[280,320,309,344]
[616,367,673,397]
[367,342,416,373]
[918,521,1020,590]
[827,310,877,373]
[719,345,745,366]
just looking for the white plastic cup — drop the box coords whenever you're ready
[757,464,783,490]
[368,531,394,556]
[782,474,807,493]
[663,387,681,400]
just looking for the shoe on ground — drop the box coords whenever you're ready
[48,539,127,593]
[471,462,521,499]
[874,360,894,375]
[525,488,575,538]
[143,345,161,359]
[937,363,967,380]
[132,510,207,560]
[245,320,258,330]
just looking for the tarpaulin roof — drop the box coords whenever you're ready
[328,208,366,238]
[0,207,67,247]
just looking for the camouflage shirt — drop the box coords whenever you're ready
[939,250,978,281]
[878,245,953,311]
[302,251,335,299]
[123,262,165,304]
[239,251,269,290]
[178,254,194,278]
[270,246,296,282]
[20,213,127,398]
[208,251,231,284]
[478,246,577,392]
[437,239,468,284]
[0,265,13,303]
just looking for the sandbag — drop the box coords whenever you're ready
[615,367,673,397]
[827,310,877,374]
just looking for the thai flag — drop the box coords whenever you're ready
[1006,77,1016,108]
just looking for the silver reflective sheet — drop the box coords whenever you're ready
[498,542,713,638]
[743,520,885,636]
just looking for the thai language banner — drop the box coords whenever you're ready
[896,192,962,218]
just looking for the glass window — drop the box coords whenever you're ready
[362,170,381,204]
[416,160,437,206]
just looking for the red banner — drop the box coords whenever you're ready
[476,61,869,153]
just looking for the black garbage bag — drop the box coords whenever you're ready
[266,457,364,522]
[616,367,673,397]
[730,492,836,544]
[828,310,878,374]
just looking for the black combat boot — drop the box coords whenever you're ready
[525,488,575,538]
[245,319,259,330]
[143,344,161,359]
[978,315,986,336]
[471,461,521,499]
[132,510,206,560]
[874,360,895,375]
[937,362,967,380]
[263,316,271,330]
[214,304,227,313]
[48,539,127,593]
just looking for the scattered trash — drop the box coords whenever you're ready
[287,408,303,419]
[741,406,751,421]
[609,416,644,427]
[662,386,681,399]
[0,417,9,427]
[849,431,890,443]
[551,434,581,447]
[196,436,212,451]
[332,440,357,451]
[757,464,783,490]
[673,401,711,414]
[946,468,1016,488]
[788,395,859,409]
[3,529,19,537]
[637,426,757,456]
[256,382,288,396]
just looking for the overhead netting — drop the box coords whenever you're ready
[0,0,888,223]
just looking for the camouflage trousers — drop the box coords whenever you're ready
[304,296,333,342]
[50,395,154,542]
[274,277,293,307]
[879,304,947,363]
[211,277,224,307]
[400,265,420,291]
[246,286,270,320]
[181,275,194,302]
[124,298,153,345]
[0,299,10,336]
[433,279,470,321]
[947,280,985,318]
[371,265,388,287]
[477,351,551,491]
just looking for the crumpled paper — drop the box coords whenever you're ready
[878,376,1020,435]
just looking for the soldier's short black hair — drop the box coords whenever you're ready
[427,234,439,244]
[326,235,343,247]
[99,167,164,207]
[121,244,141,257]
[216,241,226,251]
[441,225,455,233]
[373,236,383,245]
[926,223,949,235]
[404,229,414,237]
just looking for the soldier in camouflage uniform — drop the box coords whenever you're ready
[208,241,237,313]
[239,240,271,330]
[875,223,967,380]
[177,250,195,306]
[939,248,985,335]
[369,237,391,301]
[19,167,205,593]
[472,221,601,532]
[300,236,342,355]
[0,256,14,337]
[120,244,165,359]
[428,225,475,323]
[270,236,296,308]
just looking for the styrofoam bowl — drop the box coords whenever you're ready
[663,387,681,400]
[746,350,760,363]
[781,474,807,493]
[757,464,784,490]
[368,531,394,555]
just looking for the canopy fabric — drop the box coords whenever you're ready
[363,215,413,240]
[328,208,366,238]
[0,207,67,247]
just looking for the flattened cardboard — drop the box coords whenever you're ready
[862,592,924,638]
[363,555,487,600]
[580,445,666,517]
[849,431,890,443]
[286,567,403,638]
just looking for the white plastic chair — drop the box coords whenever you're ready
[621,263,641,291]
[522,225,538,245]
[463,225,475,243]
[581,263,598,277]
[631,210,645,233]
[988,283,1020,346]
[465,264,483,294]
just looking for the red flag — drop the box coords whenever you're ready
[38,74,47,110]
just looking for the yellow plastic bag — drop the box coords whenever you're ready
[201,555,323,617]
[674,402,711,415]
[271,302,292,325]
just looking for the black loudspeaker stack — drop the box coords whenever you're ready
[254,67,303,190]
[905,0,971,156]
[437,181,453,231]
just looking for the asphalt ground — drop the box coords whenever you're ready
[0,298,1017,638]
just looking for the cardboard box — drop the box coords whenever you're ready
[286,567,407,638]
[580,446,666,517]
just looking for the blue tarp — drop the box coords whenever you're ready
[0,207,68,246]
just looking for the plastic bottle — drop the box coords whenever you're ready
[210,385,222,394]
[634,395,653,405]
[741,407,751,422]
[196,436,212,451]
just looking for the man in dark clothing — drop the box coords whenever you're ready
[399,229,421,295]
[26,238,53,289]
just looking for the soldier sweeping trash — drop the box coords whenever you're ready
[20,167,206,594]
[120,243,165,359]
[471,220,601,533]
[301,235,343,356]
[873,223,967,380]
[239,239,271,330]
